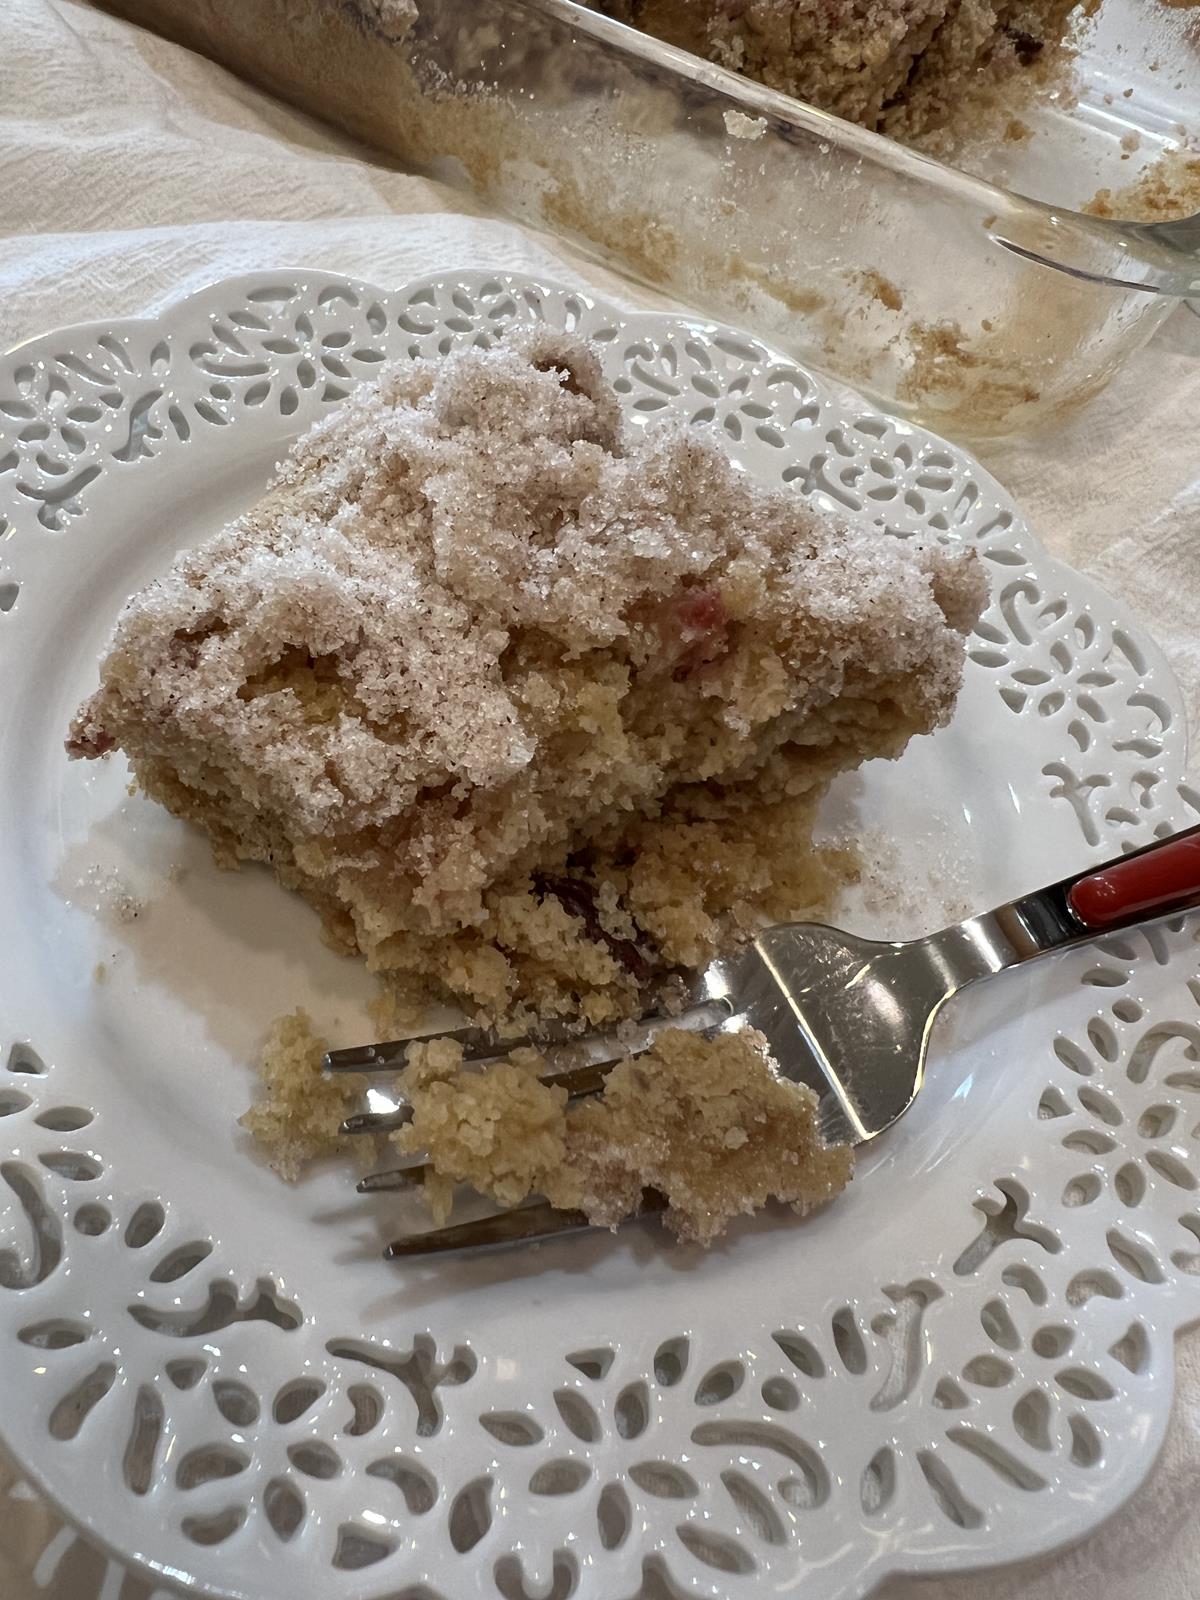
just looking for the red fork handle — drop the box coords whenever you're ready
[1068,825,1200,931]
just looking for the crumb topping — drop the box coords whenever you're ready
[588,0,1083,138]
[72,330,976,831]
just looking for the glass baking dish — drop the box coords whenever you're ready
[96,0,1200,438]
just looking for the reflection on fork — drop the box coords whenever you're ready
[323,825,1200,1258]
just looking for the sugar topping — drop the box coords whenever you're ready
[71,327,982,842]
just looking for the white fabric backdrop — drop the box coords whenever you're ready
[2,0,1199,1593]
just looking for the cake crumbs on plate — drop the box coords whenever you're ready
[242,1011,372,1181]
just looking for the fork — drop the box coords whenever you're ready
[324,823,1200,1257]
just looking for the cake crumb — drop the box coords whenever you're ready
[397,1028,854,1244]
[724,109,767,140]
[241,1011,368,1180]
[900,318,1041,418]
[859,270,904,312]
[832,825,976,933]
[1085,147,1200,220]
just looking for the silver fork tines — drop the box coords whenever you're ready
[352,1058,620,1194]
[385,1193,670,1258]
[323,1012,651,1076]
[326,824,1200,1258]
[325,999,734,1144]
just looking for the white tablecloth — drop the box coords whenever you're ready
[2,1,1199,1593]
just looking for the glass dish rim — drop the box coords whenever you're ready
[509,0,1200,299]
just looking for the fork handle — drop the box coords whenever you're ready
[932,823,1200,1002]
[1062,823,1200,932]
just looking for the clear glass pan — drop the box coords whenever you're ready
[97,0,1200,437]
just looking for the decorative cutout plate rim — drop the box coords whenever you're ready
[0,268,1198,1600]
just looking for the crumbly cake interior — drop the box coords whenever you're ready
[69,330,984,1038]
[246,1014,853,1242]
[240,1010,369,1181]
[400,1027,854,1242]
[588,0,1085,139]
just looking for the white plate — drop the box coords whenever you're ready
[0,271,1198,1600]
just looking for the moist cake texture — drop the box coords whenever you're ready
[398,1026,855,1242]
[241,1010,369,1181]
[69,328,984,1031]
[243,1013,853,1241]
[588,0,1084,138]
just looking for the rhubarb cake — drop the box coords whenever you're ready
[589,0,1085,138]
[69,328,985,1036]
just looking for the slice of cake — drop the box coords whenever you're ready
[69,328,985,1027]
[589,0,1083,139]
